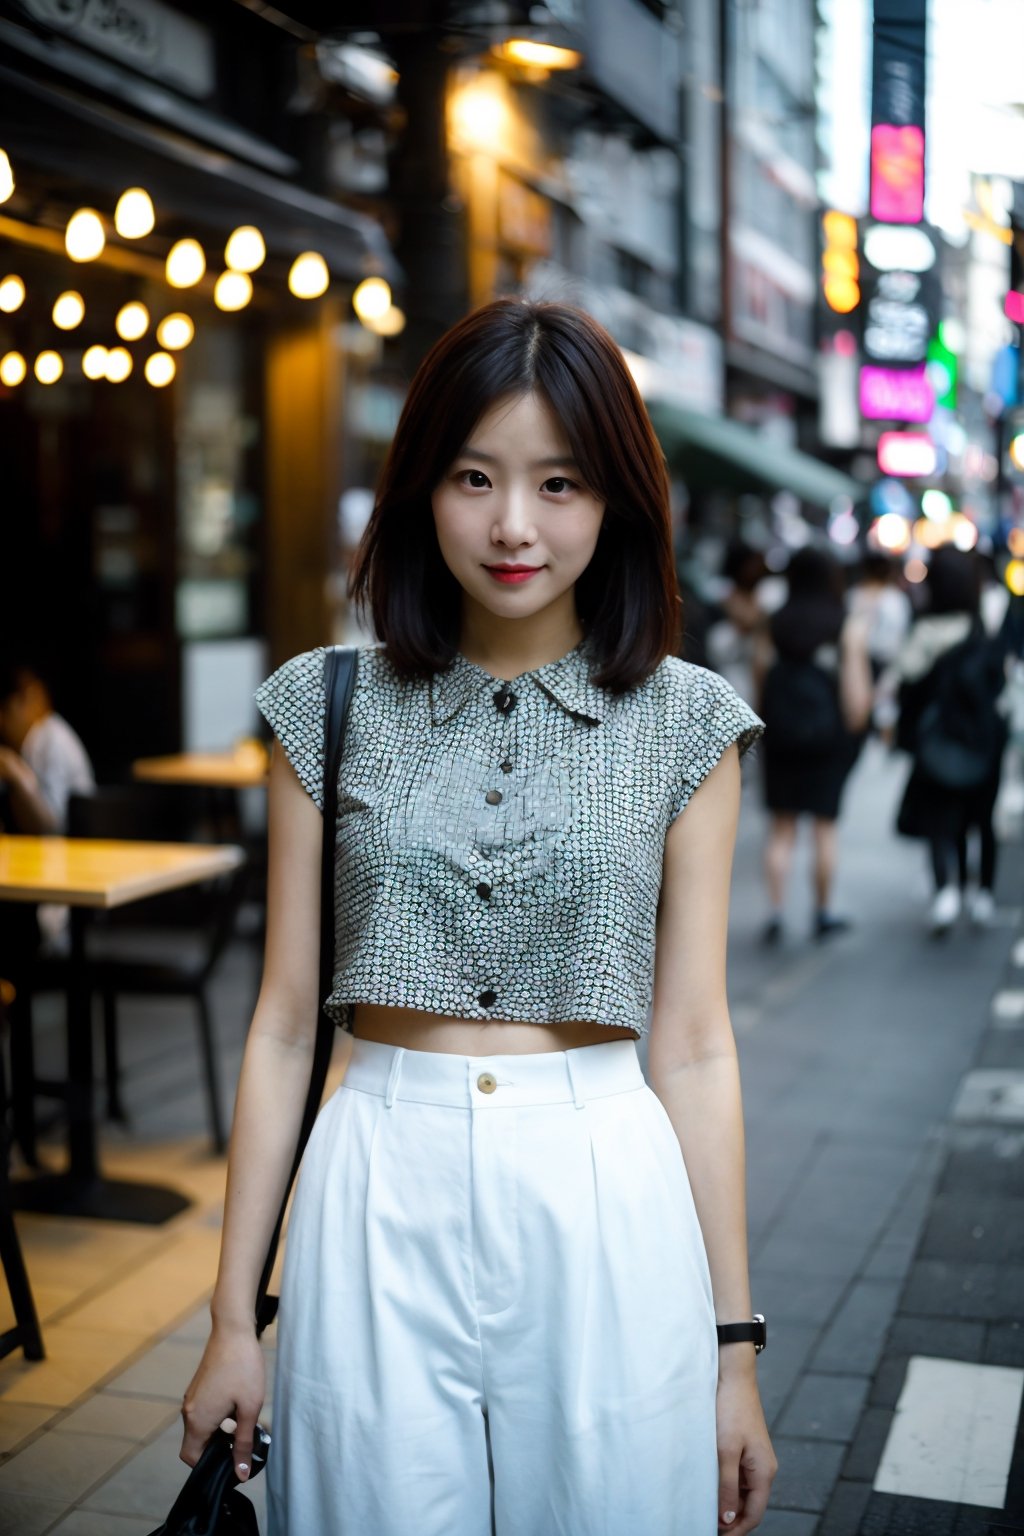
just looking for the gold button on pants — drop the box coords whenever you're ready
[477,1072,497,1094]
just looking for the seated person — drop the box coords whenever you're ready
[0,658,96,952]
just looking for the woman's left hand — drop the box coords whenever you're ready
[716,1358,777,1533]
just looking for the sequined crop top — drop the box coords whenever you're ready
[254,641,763,1039]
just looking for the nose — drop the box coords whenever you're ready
[490,485,536,550]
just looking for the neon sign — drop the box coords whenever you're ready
[877,430,936,477]
[860,365,935,423]
[870,125,925,225]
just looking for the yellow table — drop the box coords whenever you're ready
[0,836,244,1223]
[132,744,269,791]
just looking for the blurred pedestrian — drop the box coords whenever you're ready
[181,299,777,1535]
[892,548,1008,934]
[754,548,873,943]
[846,554,912,681]
[706,540,769,704]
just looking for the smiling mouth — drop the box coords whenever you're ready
[483,564,544,583]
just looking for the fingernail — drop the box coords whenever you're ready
[723,1514,736,1525]
[237,1463,249,1479]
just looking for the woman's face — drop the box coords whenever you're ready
[432,390,605,630]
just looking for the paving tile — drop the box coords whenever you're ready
[78,1419,194,1520]
[0,1490,68,1536]
[769,1435,847,1513]
[842,1405,894,1482]
[0,1324,147,1409]
[755,1510,818,1535]
[0,1426,133,1502]
[818,1478,873,1536]
[749,1269,848,1326]
[811,1279,902,1375]
[753,1232,872,1279]
[48,1515,156,1535]
[859,1491,958,1534]
[983,1319,1024,1367]
[755,1324,819,1426]
[105,1338,202,1401]
[0,1401,53,1457]
[883,1314,986,1363]
[918,1192,1024,1264]
[776,1372,870,1442]
[69,1228,220,1338]
[54,1392,177,1442]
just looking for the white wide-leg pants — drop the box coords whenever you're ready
[267,1037,719,1536]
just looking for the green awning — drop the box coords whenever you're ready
[647,402,865,510]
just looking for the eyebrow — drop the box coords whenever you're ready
[458,447,581,471]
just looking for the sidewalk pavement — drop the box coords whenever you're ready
[0,737,1021,1534]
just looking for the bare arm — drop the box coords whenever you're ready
[839,615,873,734]
[0,748,59,832]
[650,746,776,1534]
[180,741,323,1479]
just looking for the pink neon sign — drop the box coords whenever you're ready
[860,364,935,423]
[870,124,925,224]
[877,430,936,478]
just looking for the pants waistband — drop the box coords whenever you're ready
[341,1037,644,1109]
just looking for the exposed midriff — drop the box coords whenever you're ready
[351,1002,637,1056]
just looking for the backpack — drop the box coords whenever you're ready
[913,628,1004,791]
[761,656,844,756]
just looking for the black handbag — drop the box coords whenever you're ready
[147,646,359,1536]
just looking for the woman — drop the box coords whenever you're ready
[891,546,1008,934]
[754,547,872,944]
[180,300,776,1535]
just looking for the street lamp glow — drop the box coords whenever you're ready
[951,514,978,551]
[369,304,406,337]
[0,274,26,312]
[920,489,953,523]
[494,39,582,70]
[144,351,176,388]
[225,225,266,273]
[288,251,329,299]
[105,346,133,383]
[82,345,109,380]
[66,208,105,262]
[156,313,194,350]
[34,350,63,385]
[214,270,252,311]
[52,291,85,330]
[353,276,391,323]
[449,74,508,152]
[166,238,206,288]
[874,512,911,553]
[0,351,26,386]
[116,301,150,341]
[1006,559,1024,597]
[114,187,155,239]
[0,149,13,204]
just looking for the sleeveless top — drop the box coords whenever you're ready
[254,640,764,1039]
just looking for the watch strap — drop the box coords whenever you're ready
[716,1315,767,1353]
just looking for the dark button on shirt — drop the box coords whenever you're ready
[476,882,492,900]
[500,760,513,773]
[484,789,503,805]
[478,989,497,1007]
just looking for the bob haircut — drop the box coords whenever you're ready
[926,546,980,616]
[349,298,680,692]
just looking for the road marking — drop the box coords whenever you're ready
[875,1356,1024,1508]
[952,1069,1024,1125]
[993,990,1024,1026]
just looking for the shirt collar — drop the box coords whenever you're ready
[429,639,605,726]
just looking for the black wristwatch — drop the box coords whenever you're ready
[716,1314,767,1354]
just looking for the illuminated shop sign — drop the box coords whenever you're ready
[860,364,935,422]
[870,125,925,225]
[862,267,938,367]
[877,430,937,478]
[863,223,936,273]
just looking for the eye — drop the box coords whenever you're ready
[456,469,491,489]
[542,477,578,496]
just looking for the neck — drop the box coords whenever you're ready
[458,596,584,678]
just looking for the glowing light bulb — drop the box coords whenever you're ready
[0,350,27,386]
[116,301,150,341]
[156,313,194,350]
[352,276,391,322]
[166,238,206,288]
[66,208,105,262]
[105,347,133,383]
[0,274,25,312]
[214,270,252,311]
[366,304,406,337]
[34,350,63,385]
[288,251,329,299]
[144,351,175,387]
[52,291,85,330]
[225,226,265,273]
[114,187,155,239]
[82,345,109,380]
[0,150,13,204]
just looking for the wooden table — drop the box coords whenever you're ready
[0,836,245,1224]
[132,746,269,790]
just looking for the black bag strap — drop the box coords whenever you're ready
[255,644,359,1337]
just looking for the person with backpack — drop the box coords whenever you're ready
[892,547,1008,934]
[752,548,872,945]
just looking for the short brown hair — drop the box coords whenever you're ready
[349,298,680,691]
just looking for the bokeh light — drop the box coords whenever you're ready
[214,270,252,311]
[225,226,265,273]
[34,350,63,384]
[144,351,176,387]
[116,301,150,341]
[166,238,206,288]
[114,188,155,239]
[0,350,27,386]
[52,291,85,330]
[156,313,194,350]
[0,274,25,312]
[66,209,105,262]
[288,252,329,299]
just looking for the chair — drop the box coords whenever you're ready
[28,786,247,1154]
[0,978,45,1360]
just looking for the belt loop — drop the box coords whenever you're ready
[384,1048,405,1109]
[565,1050,586,1110]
